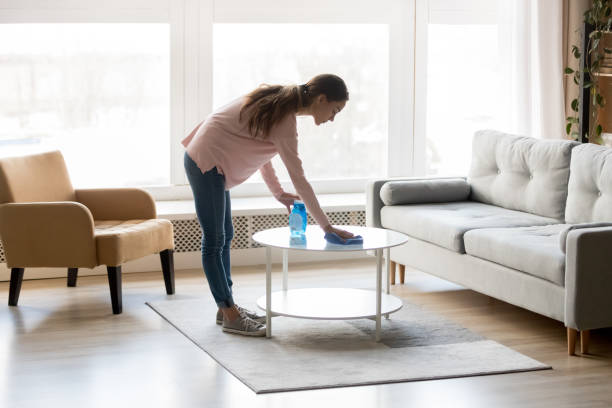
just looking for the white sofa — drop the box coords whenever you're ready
[366,130,612,355]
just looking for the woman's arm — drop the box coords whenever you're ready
[269,116,353,238]
[275,138,353,238]
[260,161,301,213]
[270,126,335,230]
[260,161,284,198]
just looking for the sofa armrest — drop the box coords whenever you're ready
[75,188,156,220]
[0,202,97,268]
[559,222,612,253]
[366,176,467,228]
[565,226,612,330]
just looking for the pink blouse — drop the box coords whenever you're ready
[181,96,330,228]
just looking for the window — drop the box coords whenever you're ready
[415,0,503,177]
[213,23,389,182]
[425,23,502,175]
[1,0,414,198]
[0,23,170,188]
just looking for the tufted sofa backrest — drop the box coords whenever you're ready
[565,143,612,223]
[467,130,579,220]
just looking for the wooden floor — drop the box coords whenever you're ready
[1,258,612,408]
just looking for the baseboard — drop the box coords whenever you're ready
[0,249,370,282]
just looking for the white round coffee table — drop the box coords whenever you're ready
[252,225,409,341]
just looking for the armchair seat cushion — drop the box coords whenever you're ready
[95,219,174,266]
[464,224,567,286]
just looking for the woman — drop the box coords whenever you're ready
[182,74,354,336]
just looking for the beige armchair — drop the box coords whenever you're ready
[0,150,175,314]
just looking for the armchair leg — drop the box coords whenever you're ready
[160,249,175,295]
[8,268,24,306]
[581,330,591,354]
[389,261,396,285]
[67,268,78,287]
[567,328,577,356]
[107,266,122,315]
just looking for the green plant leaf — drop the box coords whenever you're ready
[571,99,579,112]
[566,123,572,135]
[596,124,603,137]
[589,30,603,39]
[565,67,574,74]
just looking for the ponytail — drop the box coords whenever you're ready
[240,74,348,138]
[240,84,300,138]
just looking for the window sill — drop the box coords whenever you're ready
[156,193,365,220]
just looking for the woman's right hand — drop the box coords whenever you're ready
[323,224,354,239]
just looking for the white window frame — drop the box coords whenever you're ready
[0,0,416,200]
[413,0,499,176]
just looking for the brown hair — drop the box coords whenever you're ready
[240,74,349,138]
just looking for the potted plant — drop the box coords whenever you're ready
[566,0,612,144]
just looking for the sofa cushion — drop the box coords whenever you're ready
[565,143,612,223]
[380,178,470,206]
[464,224,567,286]
[380,201,559,253]
[468,130,578,219]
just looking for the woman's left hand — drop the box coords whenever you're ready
[277,192,301,213]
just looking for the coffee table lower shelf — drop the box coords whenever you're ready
[256,287,403,323]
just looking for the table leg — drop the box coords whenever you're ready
[385,248,391,295]
[376,248,382,342]
[266,247,272,338]
[385,247,390,320]
[282,248,288,292]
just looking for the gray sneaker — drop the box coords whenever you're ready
[216,306,266,325]
[222,314,266,337]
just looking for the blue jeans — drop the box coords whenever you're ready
[184,152,235,308]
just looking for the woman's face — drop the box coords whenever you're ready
[311,95,346,126]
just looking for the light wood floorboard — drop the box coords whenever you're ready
[1,259,611,408]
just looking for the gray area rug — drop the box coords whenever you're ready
[147,298,550,393]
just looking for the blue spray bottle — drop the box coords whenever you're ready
[289,200,307,237]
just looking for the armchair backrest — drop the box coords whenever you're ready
[0,150,75,204]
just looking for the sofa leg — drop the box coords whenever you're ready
[567,328,577,355]
[67,268,78,287]
[581,330,590,354]
[160,249,175,295]
[399,264,406,284]
[8,268,24,306]
[389,261,396,285]
[107,266,122,315]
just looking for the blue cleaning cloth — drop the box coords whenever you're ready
[324,232,364,245]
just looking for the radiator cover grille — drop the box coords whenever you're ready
[0,210,365,261]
